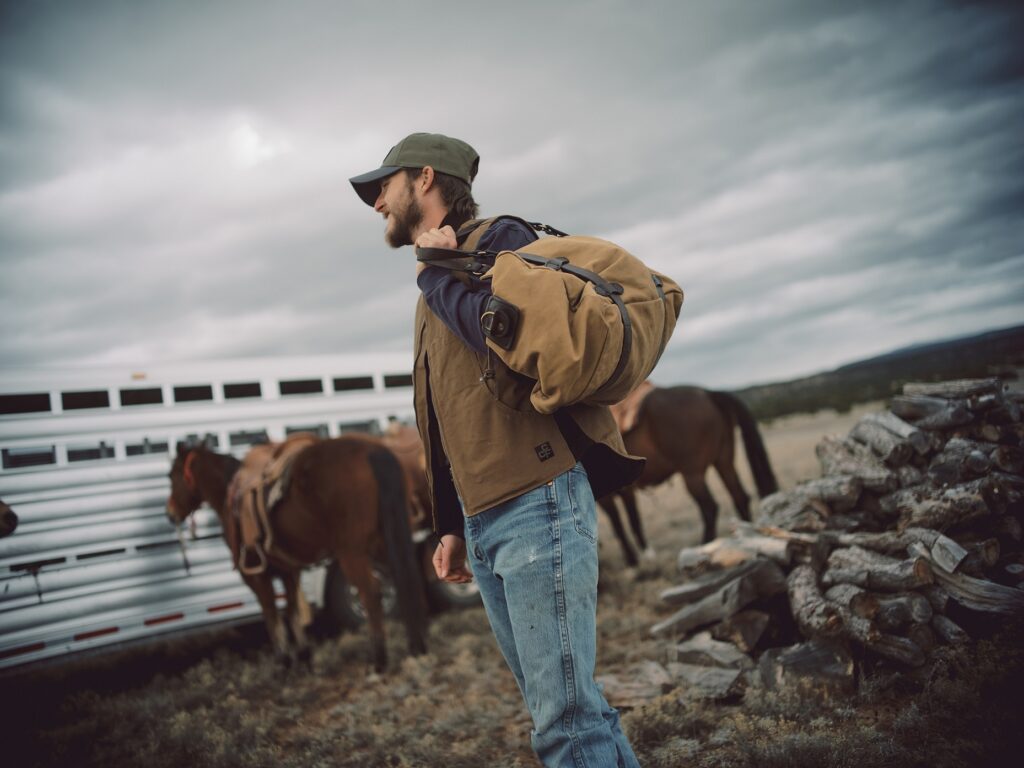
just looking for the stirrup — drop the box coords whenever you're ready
[238,544,268,575]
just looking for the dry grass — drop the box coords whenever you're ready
[4,403,1022,767]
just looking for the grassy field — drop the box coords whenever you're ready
[4,403,1022,767]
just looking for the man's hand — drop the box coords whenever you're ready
[415,226,457,276]
[432,533,474,584]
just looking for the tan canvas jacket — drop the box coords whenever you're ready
[413,221,644,530]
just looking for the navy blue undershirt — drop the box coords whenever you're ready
[416,218,538,352]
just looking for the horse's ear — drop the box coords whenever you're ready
[176,441,189,456]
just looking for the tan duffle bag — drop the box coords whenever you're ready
[416,216,684,414]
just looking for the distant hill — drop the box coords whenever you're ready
[733,324,1024,421]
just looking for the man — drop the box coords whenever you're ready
[350,133,643,768]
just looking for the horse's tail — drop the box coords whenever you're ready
[709,391,779,497]
[368,446,428,656]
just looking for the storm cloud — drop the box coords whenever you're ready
[1,0,1022,387]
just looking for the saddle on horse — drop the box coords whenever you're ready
[227,434,318,575]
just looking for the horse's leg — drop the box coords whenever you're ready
[620,487,654,560]
[598,495,638,567]
[683,473,719,544]
[281,569,312,668]
[715,459,751,523]
[338,553,388,673]
[244,573,291,664]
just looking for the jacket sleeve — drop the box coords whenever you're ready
[417,219,537,353]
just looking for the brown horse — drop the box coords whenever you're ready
[598,385,778,560]
[0,499,17,539]
[166,435,427,671]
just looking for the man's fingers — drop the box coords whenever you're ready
[432,542,449,578]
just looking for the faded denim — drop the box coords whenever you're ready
[464,462,641,768]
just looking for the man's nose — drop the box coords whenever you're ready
[374,192,385,212]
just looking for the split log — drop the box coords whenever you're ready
[850,419,914,467]
[928,438,993,485]
[787,565,842,639]
[898,477,1005,531]
[669,662,744,700]
[757,491,828,532]
[957,538,1000,576]
[824,583,878,618]
[652,558,788,637]
[890,394,960,421]
[673,632,754,669]
[794,475,863,513]
[816,436,899,494]
[920,585,951,614]
[903,378,1002,399]
[931,614,970,645]
[709,609,771,653]
[822,546,933,592]
[824,527,968,572]
[908,541,1024,615]
[915,405,975,432]
[871,592,933,631]
[676,534,790,575]
[660,559,763,606]
[758,641,855,699]
[862,411,934,455]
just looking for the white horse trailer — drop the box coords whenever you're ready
[0,354,421,671]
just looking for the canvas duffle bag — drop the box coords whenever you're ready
[416,216,684,414]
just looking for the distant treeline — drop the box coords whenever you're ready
[733,324,1024,422]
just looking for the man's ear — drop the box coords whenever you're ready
[419,165,435,192]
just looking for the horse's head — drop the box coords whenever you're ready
[0,499,17,539]
[167,442,204,524]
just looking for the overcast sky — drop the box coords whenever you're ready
[1,0,1021,388]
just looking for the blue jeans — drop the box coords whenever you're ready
[464,462,640,768]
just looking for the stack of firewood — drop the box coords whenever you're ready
[642,378,1024,700]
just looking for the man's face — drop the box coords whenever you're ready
[375,171,423,248]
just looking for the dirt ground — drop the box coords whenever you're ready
[4,402,1022,767]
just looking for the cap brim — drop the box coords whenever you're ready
[349,166,402,207]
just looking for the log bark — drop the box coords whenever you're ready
[850,419,914,467]
[676,534,791,575]
[824,527,968,572]
[957,537,1000,576]
[931,614,970,645]
[903,378,1001,399]
[794,475,863,513]
[823,546,933,592]
[757,491,828,532]
[920,585,950,614]
[816,435,899,493]
[907,541,1024,615]
[673,632,754,669]
[660,559,763,606]
[863,411,934,455]
[897,477,1005,531]
[824,583,878,618]
[928,438,993,485]
[758,641,856,699]
[915,405,975,432]
[788,565,843,639]
[709,609,771,653]
[652,558,788,637]
[906,622,937,654]
[871,592,933,631]
[890,394,959,421]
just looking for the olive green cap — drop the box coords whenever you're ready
[349,132,480,206]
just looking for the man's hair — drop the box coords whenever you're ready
[405,167,479,222]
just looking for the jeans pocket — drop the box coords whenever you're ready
[567,464,598,544]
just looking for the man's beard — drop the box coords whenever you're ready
[385,186,423,248]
